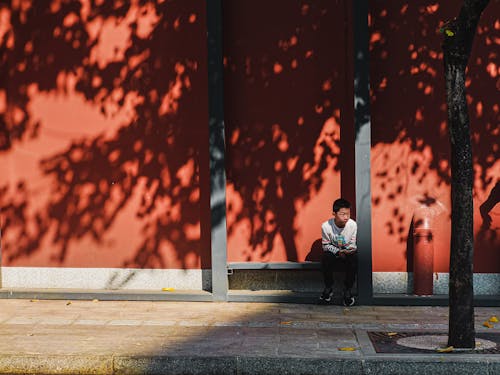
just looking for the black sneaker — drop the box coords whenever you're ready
[319,288,334,303]
[343,290,355,306]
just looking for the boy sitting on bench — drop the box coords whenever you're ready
[319,198,358,306]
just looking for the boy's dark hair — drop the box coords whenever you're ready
[332,198,351,213]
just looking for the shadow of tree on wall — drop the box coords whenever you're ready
[0,0,211,269]
[369,1,499,272]
[223,0,346,262]
[0,0,497,272]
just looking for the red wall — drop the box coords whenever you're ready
[369,1,500,273]
[2,1,497,273]
[0,1,211,269]
[223,0,349,262]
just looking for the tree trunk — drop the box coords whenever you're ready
[442,0,490,349]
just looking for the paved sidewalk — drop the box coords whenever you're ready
[0,298,499,374]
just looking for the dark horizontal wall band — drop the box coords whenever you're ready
[0,289,213,302]
[372,294,500,307]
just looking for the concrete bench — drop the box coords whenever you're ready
[226,262,321,274]
[226,260,354,296]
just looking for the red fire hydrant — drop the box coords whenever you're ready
[413,206,434,295]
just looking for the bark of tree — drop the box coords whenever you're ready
[442,0,490,349]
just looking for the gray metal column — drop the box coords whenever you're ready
[353,0,373,304]
[206,0,228,301]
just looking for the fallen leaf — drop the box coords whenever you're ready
[436,346,454,353]
[387,332,398,336]
[27,333,34,336]
[488,316,498,323]
[483,321,494,328]
[92,299,99,303]
[30,299,39,302]
[162,288,175,292]
[338,347,356,351]
[280,321,292,325]
[66,301,72,306]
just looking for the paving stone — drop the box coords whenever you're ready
[239,357,363,375]
[363,357,491,375]
[142,320,177,326]
[114,356,237,375]
[39,318,76,325]
[0,355,113,374]
[5,317,41,325]
[73,319,110,325]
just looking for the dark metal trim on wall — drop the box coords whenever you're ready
[353,0,374,305]
[206,0,229,301]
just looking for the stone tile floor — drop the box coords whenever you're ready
[0,299,498,374]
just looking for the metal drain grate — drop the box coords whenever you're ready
[367,331,500,354]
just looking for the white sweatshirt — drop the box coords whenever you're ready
[321,218,357,255]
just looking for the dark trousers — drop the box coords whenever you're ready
[321,251,358,291]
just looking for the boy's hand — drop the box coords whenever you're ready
[339,248,356,256]
[336,249,347,258]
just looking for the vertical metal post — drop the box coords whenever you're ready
[206,0,228,301]
[353,0,373,304]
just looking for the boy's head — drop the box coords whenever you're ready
[332,198,351,228]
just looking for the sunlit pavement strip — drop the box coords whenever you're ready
[0,300,498,374]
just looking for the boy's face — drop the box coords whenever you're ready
[333,208,350,228]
